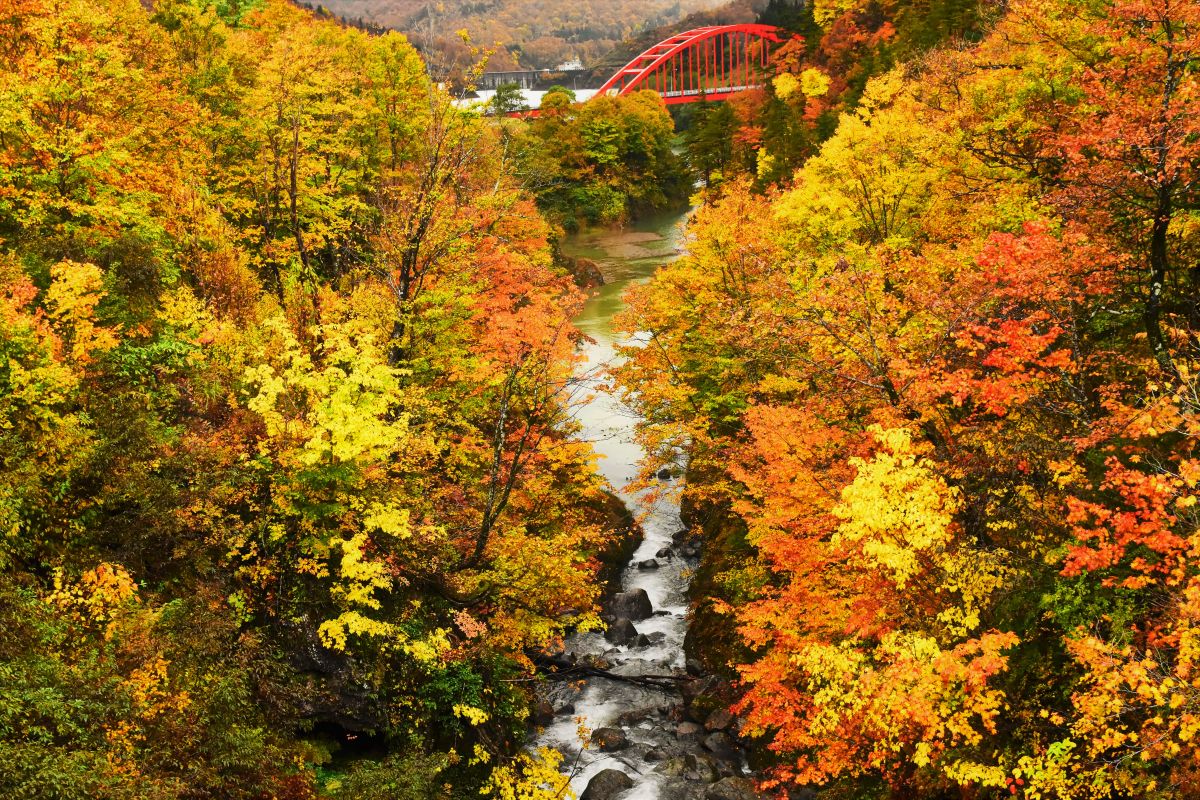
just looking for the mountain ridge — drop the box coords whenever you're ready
[308,0,737,71]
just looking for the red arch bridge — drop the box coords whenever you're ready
[595,24,786,105]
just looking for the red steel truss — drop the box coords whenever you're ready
[594,24,785,105]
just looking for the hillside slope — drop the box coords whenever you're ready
[313,0,732,70]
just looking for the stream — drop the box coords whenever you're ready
[532,210,756,800]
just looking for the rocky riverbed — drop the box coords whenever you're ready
[529,212,765,800]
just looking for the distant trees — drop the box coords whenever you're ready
[681,0,993,193]
[316,0,726,71]
[509,89,691,228]
[490,82,529,114]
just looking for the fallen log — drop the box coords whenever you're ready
[532,652,694,690]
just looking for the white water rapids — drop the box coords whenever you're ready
[530,211,751,800]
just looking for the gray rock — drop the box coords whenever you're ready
[609,589,653,621]
[661,781,708,800]
[592,727,629,752]
[705,708,734,731]
[703,732,740,762]
[635,633,652,647]
[657,467,672,480]
[581,769,634,800]
[705,777,758,800]
[686,658,705,677]
[637,558,660,570]
[681,675,719,703]
[656,547,674,558]
[657,757,688,777]
[644,746,667,762]
[685,753,721,783]
[616,707,653,726]
[604,617,639,645]
[677,721,704,737]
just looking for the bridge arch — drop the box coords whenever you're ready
[595,24,785,105]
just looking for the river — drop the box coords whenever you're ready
[532,210,755,800]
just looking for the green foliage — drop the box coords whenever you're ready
[489,83,528,115]
[321,752,449,800]
[513,90,690,228]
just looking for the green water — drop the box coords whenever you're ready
[566,208,693,343]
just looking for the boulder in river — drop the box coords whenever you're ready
[581,769,634,800]
[681,674,720,703]
[609,589,653,620]
[686,658,705,677]
[592,727,629,752]
[657,757,687,777]
[676,721,704,737]
[656,547,674,558]
[657,467,673,480]
[616,707,655,726]
[637,558,660,570]
[705,777,758,800]
[566,256,605,290]
[604,617,639,645]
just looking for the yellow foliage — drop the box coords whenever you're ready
[481,748,574,800]
[45,261,118,365]
[775,78,947,247]
[812,0,860,27]
[245,315,411,467]
[330,532,392,610]
[46,563,139,628]
[835,426,958,589]
[773,72,800,100]
[453,704,491,725]
[800,68,831,98]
